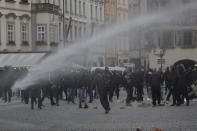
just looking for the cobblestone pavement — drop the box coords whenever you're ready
[0,91,197,131]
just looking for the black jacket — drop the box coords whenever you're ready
[150,72,162,88]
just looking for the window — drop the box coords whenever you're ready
[83,2,85,17]
[37,25,46,41]
[7,24,15,42]
[118,0,120,4]
[70,26,73,41]
[79,27,81,39]
[21,23,28,42]
[75,26,77,40]
[161,31,173,48]
[90,5,93,19]
[50,25,58,43]
[0,20,1,44]
[95,6,98,20]
[84,27,86,35]
[79,1,81,16]
[123,0,125,5]
[112,7,115,16]
[5,0,16,3]
[70,0,72,13]
[65,24,67,38]
[20,0,28,4]
[58,0,60,6]
[184,31,193,47]
[100,7,102,21]
[65,0,68,12]
[74,0,77,15]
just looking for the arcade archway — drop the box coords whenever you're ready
[174,59,197,69]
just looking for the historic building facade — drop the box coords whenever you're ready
[86,0,105,67]
[126,0,197,70]
[0,0,61,52]
[34,0,105,66]
[0,0,105,66]
[104,0,130,66]
[32,0,61,52]
[142,0,197,69]
[0,0,32,52]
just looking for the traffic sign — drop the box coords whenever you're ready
[157,59,165,64]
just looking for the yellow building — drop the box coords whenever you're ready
[104,0,129,66]
[104,0,117,66]
[104,0,117,25]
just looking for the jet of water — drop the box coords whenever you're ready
[12,1,197,90]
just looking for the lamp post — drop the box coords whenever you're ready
[154,48,166,71]
[63,0,65,47]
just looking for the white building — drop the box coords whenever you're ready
[86,0,105,66]
[0,0,105,66]
[0,0,61,52]
[35,0,105,66]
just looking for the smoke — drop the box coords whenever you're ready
[12,1,197,90]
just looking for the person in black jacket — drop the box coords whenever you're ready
[109,71,120,102]
[94,68,111,114]
[178,66,189,106]
[123,71,136,106]
[67,71,77,104]
[135,70,144,101]
[150,69,162,106]
[171,67,181,106]
[2,66,14,103]
[29,85,42,110]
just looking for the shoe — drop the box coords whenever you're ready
[84,105,88,108]
[105,110,109,114]
[171,103,176,106]
[126,103,132,106]
[51,103,56,106]
[176,103,181,106]
[186,101,189,106]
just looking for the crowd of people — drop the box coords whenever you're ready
[0,65,197,114]
[146,65,197,107]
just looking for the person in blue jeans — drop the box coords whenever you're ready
[78,70,90,108]
[68,87,75,104]
[79,87,88,108]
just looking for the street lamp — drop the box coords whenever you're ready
[63,0,65,47]
[153,48,166,71]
